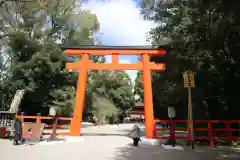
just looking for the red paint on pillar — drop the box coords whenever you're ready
[70,54,89,136]
[142,54,155,139]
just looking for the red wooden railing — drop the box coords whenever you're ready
[16,116,239,146]
[154,120,240,146]
[16,116,72,136]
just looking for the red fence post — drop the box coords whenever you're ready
[208,120,214,147]
[19,116,24,122]
[36,116,41,124]
[172,120,176,141]
[153,120,156,138]
[226,121,232,146]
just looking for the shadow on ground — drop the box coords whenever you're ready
[113,144,240,160]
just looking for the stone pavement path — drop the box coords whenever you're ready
[1,123,239,160]
[114,145,240,160]
[0,135,131,160]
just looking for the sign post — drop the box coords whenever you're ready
[167,106,176,147]
[183,70,195,149]
[48,106,58,141]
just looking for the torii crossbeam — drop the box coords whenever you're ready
[65,46,166,139]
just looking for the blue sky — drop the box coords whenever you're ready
[82,0,156,83]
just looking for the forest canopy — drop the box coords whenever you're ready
[0,0,134,124]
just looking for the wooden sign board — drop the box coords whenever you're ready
[183,70,195,88]
[22,122,45,142]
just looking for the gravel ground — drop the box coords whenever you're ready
[1,123,239,160]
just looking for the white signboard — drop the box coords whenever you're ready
[168,106,176,118]
[49,107,57,116]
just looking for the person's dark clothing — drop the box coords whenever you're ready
[131,125,140,147]
[133,137,140,146]
[13,118,23,145]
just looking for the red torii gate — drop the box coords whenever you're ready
[65,47,166,139]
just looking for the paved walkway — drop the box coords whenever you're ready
[114,145,240,160]
[1,123,239,160]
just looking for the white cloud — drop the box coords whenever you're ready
[82,0,156,84]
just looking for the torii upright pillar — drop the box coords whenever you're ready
[142,53,155,139]
[70,54,89,136]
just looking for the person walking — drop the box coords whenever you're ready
[13,118,23,145]
[131,124,141,147]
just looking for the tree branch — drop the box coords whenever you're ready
[0,0,8,7]
[0,0,36,8]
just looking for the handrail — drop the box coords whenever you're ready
[16,115,72,136]
[15,116,239,145]
[153,120,240,147]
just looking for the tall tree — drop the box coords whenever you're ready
[134,71,143,102]
[0,0,100,115]
[141,0,240,119]
[87,70,134,123]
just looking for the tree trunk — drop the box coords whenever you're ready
[8,89,25,113]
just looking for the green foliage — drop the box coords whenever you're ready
[49,86,76,116]
[141,0,240,120]
[0,0,100,114]
[134,71,143,102]
[87,70,134,121]
[91,94,119,124]
[0,0,134,122]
